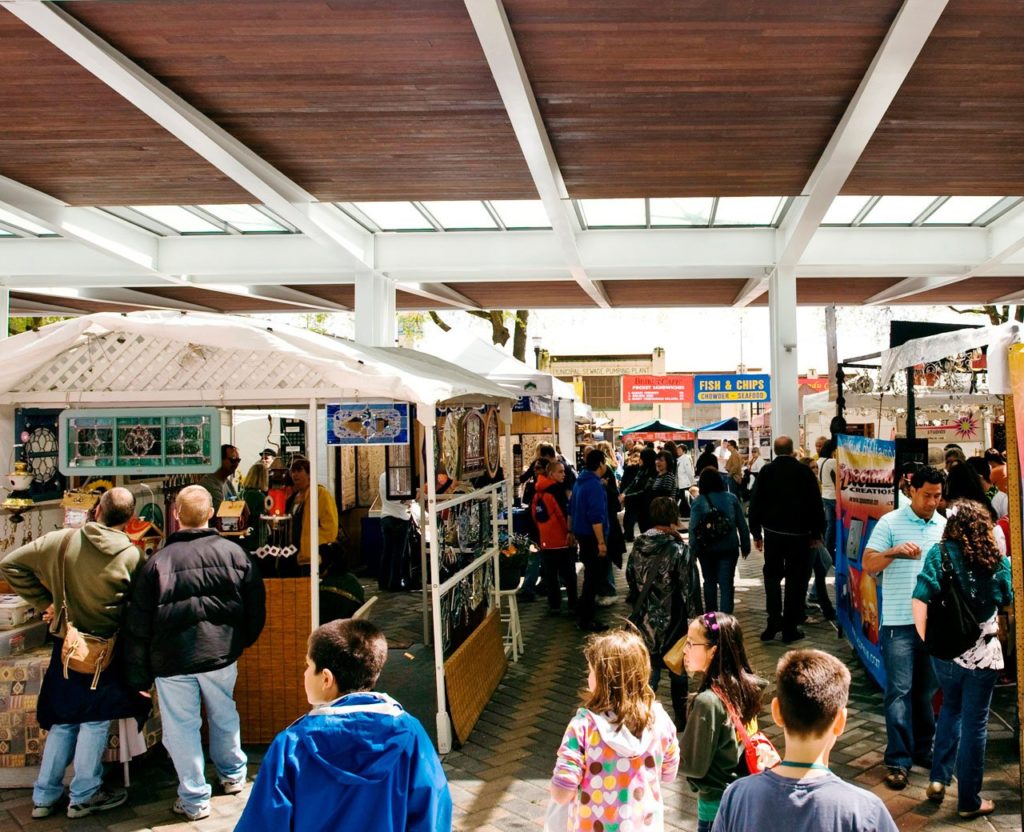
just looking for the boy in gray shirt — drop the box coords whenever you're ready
[713,649,898,832]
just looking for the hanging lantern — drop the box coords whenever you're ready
[2,460,35,524]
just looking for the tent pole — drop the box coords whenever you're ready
[1003,392,1024,814]
[422,408,452,752]
[307,397,320,631]
[550,397,557,446]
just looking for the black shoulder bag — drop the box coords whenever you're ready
[924,544,981,661]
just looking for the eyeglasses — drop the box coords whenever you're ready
[227,457,241,464]
[682,639,709,650]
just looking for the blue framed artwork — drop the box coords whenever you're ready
[59,407,220,476]
[326,403,411,446]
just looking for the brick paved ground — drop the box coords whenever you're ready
[1,555,1020,831]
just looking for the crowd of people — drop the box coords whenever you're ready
[0,431,1014,829]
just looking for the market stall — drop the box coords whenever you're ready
[620,418,696,445]
[0,312,515,760]
[418,330,583,467]
[696,416,740,445]
[829,323,1022,693]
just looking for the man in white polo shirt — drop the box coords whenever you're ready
[863,466,946,792]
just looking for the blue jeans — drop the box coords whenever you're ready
[156,663,247,814]
[696,550,739,614]
[822,498,836,556]
[521,551,543,596]
[930,658,998,812]
[33,720,109,807]
[697,819,714,832]
[880,625,937,770]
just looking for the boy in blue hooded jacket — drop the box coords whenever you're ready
[235,619,451,831]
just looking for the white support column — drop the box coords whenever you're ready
[769,267,800,442]
[0,286,9,339]
[307,398,320,631]
[419,406,453,753]
[354,272,396,347]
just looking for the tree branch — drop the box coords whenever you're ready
[428,311,452,332]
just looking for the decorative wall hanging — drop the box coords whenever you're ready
[460,410,486,479]
[484,407,501,479]
[326,403,410,445]
[14,409,65,502]
[440,410,462,478]
[59,408,220,476]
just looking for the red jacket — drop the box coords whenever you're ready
[531,474,570,551]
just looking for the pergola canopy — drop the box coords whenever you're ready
[2,1,1023,313]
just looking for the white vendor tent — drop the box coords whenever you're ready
[0,311,515,753]
[417,329,588,456]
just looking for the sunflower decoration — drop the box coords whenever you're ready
[954,412,979,440]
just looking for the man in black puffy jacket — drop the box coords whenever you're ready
[125,485,265,821]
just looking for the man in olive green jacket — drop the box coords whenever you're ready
[1,487,144,820]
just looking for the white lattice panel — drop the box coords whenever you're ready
[13,331,328,396]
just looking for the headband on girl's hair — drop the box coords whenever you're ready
[703,611,719,633]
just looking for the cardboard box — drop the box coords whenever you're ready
[0,595,37,629]
[0,619,48,657]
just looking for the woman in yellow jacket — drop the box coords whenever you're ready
[287,458,339,576]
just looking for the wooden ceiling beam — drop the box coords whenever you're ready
[3,0,372,272]
[398,282,479,311]
[464,0,607,309]
[735,0,949,307]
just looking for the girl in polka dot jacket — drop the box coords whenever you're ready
[550,629,679,831]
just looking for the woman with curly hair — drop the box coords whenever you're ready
[912,499,1012,820]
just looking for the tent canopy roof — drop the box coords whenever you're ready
[697,417,740,434]
[417,330,575,400]
[621,418,695,435]
[0,312,514,410]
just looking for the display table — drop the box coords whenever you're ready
[0,645,162,788]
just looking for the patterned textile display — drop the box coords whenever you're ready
[0,646,161,768]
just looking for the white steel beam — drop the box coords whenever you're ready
[4,0,372,271]
[77,287,218,312]
[464,0,609,308]
[0,175,160,271]
[3,225,1018,286]
[736,0,948,307]
[866,202,1024,304]
[398,283,479,311]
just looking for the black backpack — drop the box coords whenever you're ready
[694,499,732,548]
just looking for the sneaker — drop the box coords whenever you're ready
[66,787,128,818]
[782,629,806,644]
[221,776,246,795]
[32,803,58,819]
[173,799,211,821]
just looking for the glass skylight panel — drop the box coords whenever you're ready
[713,197,783,226]
[489,200,550,228]
[650,198,713,226]
[0,228,14,237]
[130,205,221,234]
[420,201,498,230]
[821,195,872,225]
[199,204,287,232]
[578,199,646,227]
[0,207,52,236]
[352,202,433,231]
[923,196,1003,225]
[861,196,937,225]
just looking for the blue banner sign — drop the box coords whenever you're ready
[693,374,771,403]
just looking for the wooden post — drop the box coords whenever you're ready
[1003,392,1024,812]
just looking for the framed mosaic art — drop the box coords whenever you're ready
[58,407,220,476]
[460,409,486,479]
[14,409,65,503]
